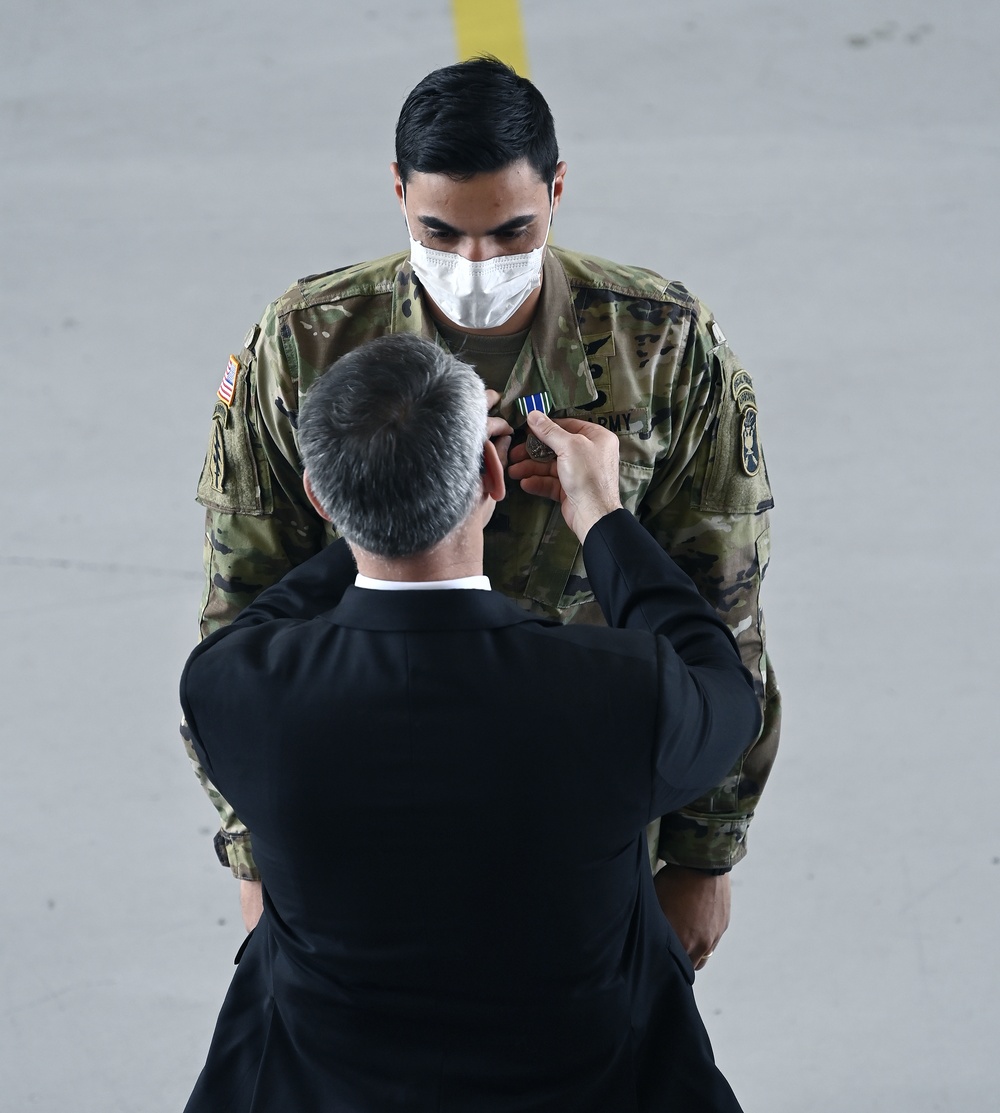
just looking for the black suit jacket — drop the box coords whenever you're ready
[181,510,761,1113]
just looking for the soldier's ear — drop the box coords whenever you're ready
[551,161,568,216]
[390,162,405,208]
[302,470,332,522]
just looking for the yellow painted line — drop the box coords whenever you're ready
[451,0,530,77]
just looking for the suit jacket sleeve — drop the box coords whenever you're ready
[181,539,356,784]
[583,509,763,818]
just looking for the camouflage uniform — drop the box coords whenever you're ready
[189,246,781,881]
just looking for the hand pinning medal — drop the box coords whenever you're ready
[516,391,556,460]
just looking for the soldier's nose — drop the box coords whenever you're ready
[459,238,493,262]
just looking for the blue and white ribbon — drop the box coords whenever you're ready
[515,391,553,417]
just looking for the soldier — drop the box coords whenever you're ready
[187,56,780,970]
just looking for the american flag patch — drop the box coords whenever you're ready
[218,355,240,406]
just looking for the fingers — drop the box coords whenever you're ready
[484,394,596,452]
[653,867,731,975]
[693,949,716,972]
[486,403,595,467]
[492,434,512,471]
[486,414,513,441]
[507,439,535,468]
[507,452,554,481]
[485,404,513,471]
[488,424,513,472]
[692,935,722,971]
[504,413,621,540]
[525,409,598,451]
[484,393,513,441]
[508,412,611,476]
[517,474,564,503]
[239,879,264,933]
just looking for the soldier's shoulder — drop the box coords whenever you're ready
[552,246,701,311]
[271,252,408,317]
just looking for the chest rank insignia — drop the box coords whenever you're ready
[218,355,241,406]
[516,391,556,461]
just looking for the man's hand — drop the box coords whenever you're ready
[485,389,513,470]
[507,410,622,541]
[653,865,731,971]
[240,879,263,933]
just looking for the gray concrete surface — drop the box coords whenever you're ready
[1,1,997,1109]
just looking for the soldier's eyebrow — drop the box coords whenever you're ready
[417,214,537,237]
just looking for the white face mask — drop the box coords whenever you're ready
[404,184,554,331]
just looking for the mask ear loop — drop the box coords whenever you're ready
[542,177,556,247]
[401,183,415,241]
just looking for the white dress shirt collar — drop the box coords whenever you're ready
[354,573,491,592]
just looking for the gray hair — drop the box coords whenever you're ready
[297,334,488,558]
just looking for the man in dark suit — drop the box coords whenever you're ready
[181,333,761,1112]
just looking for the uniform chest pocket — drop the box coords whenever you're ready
[523,504,592,612]
[524,462,654,614]
[619,460,654,515]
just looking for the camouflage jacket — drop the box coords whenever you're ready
[189,246,781,880]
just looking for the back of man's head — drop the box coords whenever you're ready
[395,56,559,190]
[298,334,487,559]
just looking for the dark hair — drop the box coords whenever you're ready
[297,334,487,558]
[395,57,559,191]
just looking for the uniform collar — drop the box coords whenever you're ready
[390,249,598,422]
[389,256,439,342]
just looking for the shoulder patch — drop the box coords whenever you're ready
[741,408,761,476]
[731,369,757,412]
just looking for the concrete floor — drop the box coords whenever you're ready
[1,1,997,1109]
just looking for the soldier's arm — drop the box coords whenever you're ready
[640,309,781,873]
[185,302,328,879]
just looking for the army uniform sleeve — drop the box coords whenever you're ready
[187,302,328,879]
[640,309,781,872]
